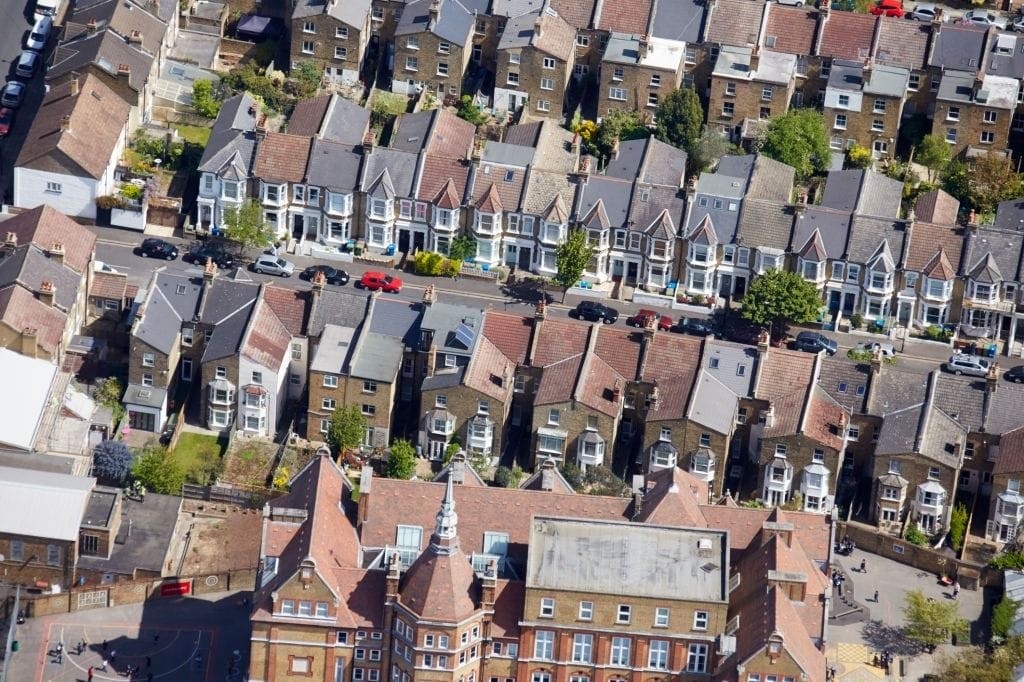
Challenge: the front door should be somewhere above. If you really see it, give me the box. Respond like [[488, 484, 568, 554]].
[[413, 231, 425, 252], [718, 274, 732, 297], [518, 247, 531, 270], [734, 276, 746, 298], [292, 214, 304, 240], [612, 259, 624, 278], [182, 357, 193, 381], [843, 293, 856, 315], [509, 94, 517, 110], [398, 229, 410, 254], [829, 290, 841, 312], [626, 262, 639, 285], [505, 243, 518, 265]]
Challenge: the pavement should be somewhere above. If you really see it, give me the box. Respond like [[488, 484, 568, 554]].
[[828, 549, 986, 681]]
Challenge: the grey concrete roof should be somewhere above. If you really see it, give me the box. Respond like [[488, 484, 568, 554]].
[[134, 272, 202, 355], [846, 217, 906, 266], [421, 367, 465, 390], [736, 199, 794, 251], [320, 95, 372, 145], [0, 466, 94, 541], [0, 451, 75, 475], [702, 339, 757, 397], [936, 69, 981, 103], [985, 383, 1024, 434], [198, 93, 258, 173], [964, 225, 1024, 285], [48, 29, 153, 95], [819, 170, 862, 213], [792, 207, 850, 260], [857, 171, 903, 218], [874, 403, 923, 456], [930, 23, 987, 71], [712, 45, 796, 84], [577, 176, 633, 228], [123, 383, 168, 409], [864, 64, 909, 98], [362, 148, 419, 198], [421, 301, 483, 356], [395, 0, 479, 45], [650, 0, 704, 43], [828, 60, 863, 91], [369, 298, 423, 346], [687, 191, 741, 243], [639, 137, 687, 187], [527, 121, 578, 173], [527, 517, 728, 603], [522, 170, 578, 216], [817, 356, 870, 413], [292, 0, 371, 28], [490, 0, 544, 17], [349, 331, 404, 381], [986, 31, 1024, 78], [980, 74, 1020, 109], [311, 323, 357, 373], [604, 138, 649, 180], [482, 140, 535, 167], [201, 276, 261, 363], [715, 154, 756, 179], [688, 370, 738, 433], [309, 289, 369, 337], [77, 492, 181, 576], [306, 140, 363, 191], [498, 9, 540, 49], [920, 406, 966, 467]]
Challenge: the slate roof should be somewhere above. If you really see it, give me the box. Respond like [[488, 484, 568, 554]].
[[874, 15, 930, 71], [308, 289, 370, 337], [846, 217, 906, 266], [395, 0, 477, 45], [931, 372, 987, 433], [686, 176, 744, 242], [817, 10, 876, 61], [368, 298, 422, 347], [306, 140, 363, 191], [48, 28, 153, 95], [930, 23, 987, 71], [874, 403, 923, 456], [820, 169, 902, 218], [746, 155, 796, 202], [200, 275, 261, 364], [762, 4, 819, 56], [16, 75, 130, 180], [422, 301, 483, 356], [0, 246, 79, 312], [286, 94, 370, 146], [594, 0, 651, 35], [704, 0, 765, 46], [197, 93, 258, 174], [349, 330, 405, 382], [362, 149, 418, 199], [577, 176, 633, 228], [964, 224, 1024, 285], [818, 355, 870, 413], [983, 382, 1024, 435], [253, 132, 312, 183], [791, 206, 850, 259], [631, 186, 684, 237], [650, 0, 704, 43], [291, 0, 371, 29], [0, 205, 96, 274], [866, 364, 930, 416], [134, 272, 202, 355], [65, 0, 168, 56], [986, 31, 1024, 79], [736, 200, 795, 251], [499, 9, 577, 62], [905, 222, 965, 274]]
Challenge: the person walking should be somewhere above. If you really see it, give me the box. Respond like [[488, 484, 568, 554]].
[[874, 589, 879, 603], [100, 658, 107, 671], [860, 558, 867, 573], [87, 666, 94, 682], [954, 581, 961, 598]]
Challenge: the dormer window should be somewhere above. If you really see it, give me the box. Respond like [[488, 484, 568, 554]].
[[369, 198, 392, 220], [970, 280, 998, 302], [650, 239, 670, 259], [476, 210, 500, 234]]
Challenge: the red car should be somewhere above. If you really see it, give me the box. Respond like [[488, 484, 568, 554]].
[[0, 108, 13, 137], [627, 309, 673, 331], [358, 271, 403, 293], [869, 0, 904, 17]]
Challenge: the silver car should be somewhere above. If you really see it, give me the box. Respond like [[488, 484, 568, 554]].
[[909, 2, 937, 21], [25, 15, 51, 52], [962, 9, 1007, 28], [853, 341, 896, 358], [944, 353, 991, 377], [251, 254, 295, 277]]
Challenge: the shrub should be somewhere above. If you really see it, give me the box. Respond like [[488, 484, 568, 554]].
[[120, 183, 144, 201], [993, 597, 1018, 639], [905, 523, 928, 546], [93, 440, 133, 485], [846, 143, 873, 169], [991, 551, 1024, 570], [456, 95, 487, 126], [949, 503, 968, 552], [191, 79, 221, 118], [849, 313, 864, 329]]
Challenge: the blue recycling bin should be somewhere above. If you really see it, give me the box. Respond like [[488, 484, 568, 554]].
[[988, 343, 997, 358]]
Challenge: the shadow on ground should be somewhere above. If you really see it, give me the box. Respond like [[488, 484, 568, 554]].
[[861, 619, 925, 658]]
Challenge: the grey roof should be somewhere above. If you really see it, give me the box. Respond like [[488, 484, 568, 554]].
[[309, 289, 370, 338], [369, 298, 422, 346], [687, 370, 738, 433], [123, 383, 168, 409], [0, 245, 80, 312], [198, 93, 258, 173], [47, 29, 153, 94], [0, 466, 94, 541], [746, 155, 795, 202], [931, 373, 987, 433], [819, 170, 862, 213], [687, 194, 741, 243], [817, 356, 870, 413], [712, 45, 796, 84], [993, 198, 1024, 232], [421, 301, 483, 356], [482, 140, 535, 168], [489, 0, 544, 17], [422, 367, 465, 390], [919, 406, 967, 467], [640, 138, 687, 187], [827, 60, 864, 91], [874, 403, 923, 456], [0, 451, 75, 475], [362, 149, 418, 198], [349, 331, 404, 381], [395, 0, 478, 45], [867, 365, 930, 415], [306, 140, 363, 191], [986, 31, 1024, 78], [650, 0, 704, 43], [936, 69, 981, 103], [857, 171, 903, 218], [864, 64, 910, 97], [716, 154, 756, 179], [930, 23, 987, 71], [527, 121, 578, 173], [310, 323, 357, 373], [292, 0, 371, 28], [846, 217, 906, 266], [985, 383, 1024, 434], [736, 199, 794, 251], [319, 95, 372, 145], [964, 225, 1024, 284], [791, 207, 851, 259], [702, 339, 757, 397], [577, 176, 633, 228], [498, 10, 540, 49], [604, 138, 650, 180], [527, 517, 728, 603], [630, 186, 684, 237], [76, 491, 181, 576], [134, 272, 202, 355], [391, 111, 434, 153], [522, 170, 578, 216], [200, 276, 261, 363]]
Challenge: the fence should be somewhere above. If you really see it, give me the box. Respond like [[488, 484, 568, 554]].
[[180, 483, 278, 508]]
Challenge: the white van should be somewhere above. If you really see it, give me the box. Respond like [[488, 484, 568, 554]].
[[34, 0, 59, 21]]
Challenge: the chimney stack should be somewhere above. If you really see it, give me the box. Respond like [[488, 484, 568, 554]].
[[423, 283, 437, 306], [70, 78, 80, 96], [425, 340, 438, 377], [534, 298, 547, 320], [87, 18, 97, 33], [362, 129, 375, 154], [49, 242, 64, 266], [643, 312, 657, 339], [571, 133, 580, 155], [117, 63, 131, 78], [987, 363, 999, 394], [539, 458, 556, 491], [4, 232, 17, 249], [60, 115, 71, 132], [612, 379, 623, 404], [203, 258, 216, 285], [577, 154, 591, 178], [757, 328, 771, 356], [311, 269, 326, 296], [611, 136, 620, 160], [20, 328, 37, 358], [638, 34, 650, 60], [38, 280, 55, 307], [428, 0, 441, 29], [128, 30, 143, 45], [820, 0, 830, 13], [749, 46, 760, 74], [870, 346, 883, 376], [967, 209, 979, 229], [534, 15, 542, 38]]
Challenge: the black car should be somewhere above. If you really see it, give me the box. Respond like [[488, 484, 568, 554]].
[[188, 243, 234, 269], [792, 331, 838, 356], [138, 238, 178, 260], [574, 301, 619, 324], [676, 317, 714, 336], [1006, 365, 1024, 383], [301, 265, 350, 286]]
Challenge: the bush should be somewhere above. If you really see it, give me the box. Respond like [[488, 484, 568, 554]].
[[93, 440, 133, 485], [849, 313, 864, 329], [120, 183, 143, 201], [949, 503, 968, 552], [456, 95, 487, 126], [905, 523, 928, 546], [846, 143, 873, 169], [993, 597, 1018, 639], [413, 251, 460, 276], [191, 79, 221, 118], [132, 444, 185, 494], [385, 439, 417, 480], [991, 551, 1024, 570], [923, 325, 952, 341]]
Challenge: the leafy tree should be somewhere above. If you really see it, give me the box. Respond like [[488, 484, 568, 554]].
[[949, 503, 968, 552], [371, 91, 407, 126], [937, 636, 1024, 681], [456, 95, 487, 126], [554, 229, 595, 299], [593, 109, 649, 162], [904, 522, 928, 546], [220, 63, 285, 112], [845, 143, 873, 169], [969, 152, 1023, 215], [327, 405, 367, 454], [993, 597, 1018, 640], [94, 377, 125, 421], [191, 79, 221, 119], [559, 461, 584, 491], [448, 234, 477, 262], [583, 465, 629, 497], [917, 134, 952, 182], [289, 61, 321, 99], [903, 588, 968, 649], [385, 439, 417, 480], [93, 440, 133, 484], [759, 109, 830, 180], [690, 126, 735, 171], [654, 88, 703, 154], [443, 440, 462, 465], [222, 199, 275, 249], [740, 268, 822, 340], [494, 464, 525, 488], [132, 444, 185, 495]]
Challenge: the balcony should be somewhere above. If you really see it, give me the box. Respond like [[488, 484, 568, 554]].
[[963, 295, 1013, 313]]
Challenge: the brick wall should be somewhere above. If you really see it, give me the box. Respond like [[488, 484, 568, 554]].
[[289, 14, 365, 74], [599, 62, 681, 117], [933, 100, 1012, 157], [393, 31, 471, 98]]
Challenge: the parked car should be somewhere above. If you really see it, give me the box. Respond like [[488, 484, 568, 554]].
[[301, 264, 350, 285], [358, 271, 402, 293], [1005, 365, 1024, 383], [138, 238, 178, 260], [0, 108, 13, 137], [187, 242, 234, 269], [908, 2, 936, 20], [676, 317, 714, 336], [870, 0, 903, 17], [627, 309, 673, 331], [944, 353, 991, 377], [1014, 14, 1024, 32], [25, 15, 52, 52], [573, 301, 619, 324], [962, 9, 1007, 28], [852, 341, 896, 358], [720, 318, 764, 344], [14, 51, 39, 79], [792, 331, 838, 355], [252, 254, 295, 277], [0, 83, 25, 109]]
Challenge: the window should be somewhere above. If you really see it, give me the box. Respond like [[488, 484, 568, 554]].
[[579, 601, 593, 620], [837, 94, 850, 107], [694, 610, 709, 630], [336, 26, 348, 38], [762, 85, 773, 100], [142, 373, 153, 387], [46, 544, 61, 566], [322, 398, 337, 410], [9, 540, 23, 561], [576, 34, 589, 47], [543, 57, 555, 69], [324, 374, 339, 388], [908, 73, 920, 90], [984, 109, 998, 124], [725, 82, 736, 96], [834, 114, 847, 130], [539, 597, 554, 617], [507, 72, 519, 85], [723, 101, 734, 117], [649, 640, 669, 669], [650, 74, 661, 87], [361, 404, 376, 416], [981, 131, 995, 144], [759, 106, 771, 120], [509, 52, 521, 65], [547, 408, 560, 425], [302, 20, 314, 32], [612, 66, 624, 81], [929, 466, 940, 480], [617, 604, 631, 623], [609, 87, 626, 101], [540, 77, 554, 91], [437, 41, 450, 54], [888, 460, 902, 475], [654, 607, 670, 627], [45, 181, 62, 193], [479, 401, 490, 415], [405, 56, 418, 71], [871, 118, 884, 132], [572, 633, 593, 663], [302, 40, 314, 54], [947, 106, 960, 121], [334, 46, 348, 59], [610, 637, 631, 666], [534, 630, 554, 660], [536, 99, 551, 112], [436, 62, 448, 77], [647, 93, 659, 108], [873, 99, 886, 114], [363, 380, 377, 394], [946, 128, 957, 144], [687, 643, 708, 672], [142, 352, 155, 367]]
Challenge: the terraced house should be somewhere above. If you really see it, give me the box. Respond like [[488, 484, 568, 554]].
[[290, 0, 372, 83], [493, 6, 577, 117]]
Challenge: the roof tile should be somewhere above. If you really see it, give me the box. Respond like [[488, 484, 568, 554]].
[[818, 10, 877, 61], [253, 132, 312, 183]]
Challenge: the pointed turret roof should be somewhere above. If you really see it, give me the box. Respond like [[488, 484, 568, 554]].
[[968, 252, 1002, 283], [797, 229, 828, 262], [542, 194, 569, 224], [922, 249, 956, 280], [866, 239, 895, 273], [366, 168, 396, 199], [580, 198, 610, 229], [433, 177, 462, 209], [476, 183, 503, 213], [688, 214, 718, 245], [644, 209, 675, 240]]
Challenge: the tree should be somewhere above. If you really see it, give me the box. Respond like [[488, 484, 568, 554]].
[[554, 229, 595, 299], [371, 91, 407, 126], [559, 461, 584, 491], [494, 464, 525, 489], [654, 88, 703, 154], [289, 61, 321, 99], [968, 152, 1024, 215], [759, 109, 831, 180], [93, 440, 133, 485], [936, 636, 1024, 681], [132, 444, 185, 494], [327, 405, 367, 454], [94, 376, 125, 421], [592, 109, 648, 162], [845, 143, 873, 169], [583, 465, 629, 497], [448, 234, 477, 261], [191, 79, 221, 119], [386, 439, 417, 480], [993, 597, 1018, 640], [740, 269, 822, 339], [949, 503, 968, 552], [903, 588, 968, 649], [222, 199, 275, 249], [456, 95, 487, 126], [917, 134, 952, 182], [690, 126, 735, 171]]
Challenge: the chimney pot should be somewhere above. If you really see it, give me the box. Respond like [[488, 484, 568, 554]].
[[70, 78, 80, 96], [60, 115, 71, 132], [49, 242, 65, 265], [4, 232, 17, 249], [39, 280, 55, 306]]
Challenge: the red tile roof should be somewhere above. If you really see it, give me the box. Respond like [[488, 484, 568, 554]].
[[549, 0, 597, 29], [475, 182, 503, 213], [432, 178, 463, 209], [286, 94, 332, 137], [636, 467, 709, 528], [595, 0, 651, 34], [733, 586, 826, 679], [242, 299, 292, 372], [253, 132, 312, 183], [0, 284, 66, 355], [1, 205, 96, 274], [90, 272, 128, 300], [534, 353, 584, 406], [803, 386, 847, 451], [262, 286, 308, 337], [914, 189, 959, 225], [641, 333, 703, 421], [905, 221, 965, 274], [462, 334, 516, 402], [593, 326, 641, 380], [873, 15, 930, 71], [817, 10, 877, 61], [756, 348, 816, 438], [399, 544, 480, 622], [705, 0, 766, 47], [418, 156, 471, 204], [763, 4, 819, 56], [532, 317, 589, 366], [471, 164, 526, 213], [482, 312, 533, 365], [994, 426, 1024, 475], [576, 352, 623, 416]]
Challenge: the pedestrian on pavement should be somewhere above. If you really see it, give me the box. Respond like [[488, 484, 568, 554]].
[[954, 581, 961, 598], [874, 589, 879, 603], [100, 658, 107, 671], [87, 666, 94, 682], [102, 640, 108, 652], [860, 558, 867, 573], [110, 648, 117, 662]]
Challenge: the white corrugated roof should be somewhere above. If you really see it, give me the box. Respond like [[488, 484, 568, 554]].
[[0, 466, 94, 540], [0, 348, 57, 450]]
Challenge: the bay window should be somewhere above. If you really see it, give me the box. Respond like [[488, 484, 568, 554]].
[[327, 192, 351, 214], [476, 211, 499, 234], [542, 221, 564, 243], [924, 277, 951, 300]]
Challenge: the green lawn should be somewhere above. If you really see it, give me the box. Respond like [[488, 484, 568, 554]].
[[171, 432, 226, 485], [174, 124, 212, 146]]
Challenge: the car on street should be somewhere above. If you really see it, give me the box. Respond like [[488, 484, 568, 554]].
[[358, 271, 402, 293], [627, 309, 673, 331], [908, 2, 937, 20], [852, 341, 897, 358], [869, 0, 903, 17], [944, 353, 991, 377], [675, 317, 714, 336], [252, 254, 295, 277], [138, 238, 178, 260], [573, 301, 619, 324], [25, 15, 52, 52], [0, 83, 25, 109], [187, 242, 235, 269], [720, 318, 764, 344], [792, 331, 838, 355], [15, 51, 39, 79], [1005, 365, 1024, 383], [301, 265, 350, 285], [1014, 14, 1024, 32], [961, 9, 1007, 28], [0, 108, 14, 137]]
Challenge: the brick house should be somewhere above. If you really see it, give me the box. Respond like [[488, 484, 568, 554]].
[[701, 0, 768, 101], [822, 59, 908, 159], [760, 3, 820, 108], [873, 15, 933, 119], [493, 8, 577, 117], [391, 0, 481, 98], [812, 8, 878, 104], [989, 426, 1024, 545], [647, 0, 705, 93], [932, 70, 1017, 157], [598, 33, 684, 116], [196, 94, 259, 233], [898, 189, 966, 329], [290, 0, 372, 83], [959, 201, 1024, 345], [708, 46, 797, 146]]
